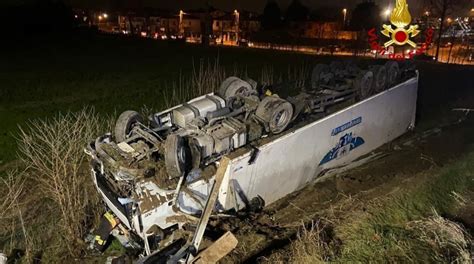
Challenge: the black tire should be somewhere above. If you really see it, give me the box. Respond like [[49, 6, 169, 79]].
[[329, 61, 344, 74], [164, 134, 190, 179], [114, 111, 143, 142], [385, 61, 399, 87], [371, 65, 387, 92], [256, 96, 294, 134], [311, 64, 330, 90], [218, 77, 254, 100], [344, 60, 359, 75], [355, 71, 374, 100]]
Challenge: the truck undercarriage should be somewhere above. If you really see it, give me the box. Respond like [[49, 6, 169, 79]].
[[85, 60, 418, 263]]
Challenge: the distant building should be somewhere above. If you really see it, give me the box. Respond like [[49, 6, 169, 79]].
[[181, 15, 202, 41], [294, 21, 357, 40], [212, 10, 260, 45], [239, 12, 261, 41], [117, 13, 147, 34], [159, 16, 179, 36], [212, 13, 237, 44], [88, 8, 262, 45]]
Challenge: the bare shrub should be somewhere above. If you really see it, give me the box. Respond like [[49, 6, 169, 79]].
[[285, 221, 337, 264], [287, 62, 310, 90], [15, 107, 104, 258], [160, 58, 312, 111], [0, 170, 25, 225], [0, 170, 34, 259], [161, 58, 228, 109], [260, 66, 274, 86], [191, 58, 226, 95], [407, 212, 472, 263]]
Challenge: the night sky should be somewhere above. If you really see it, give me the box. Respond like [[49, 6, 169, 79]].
[[7, 0, 468, 17], [149, 0, 424, 14], [61, 0, 426, 15]]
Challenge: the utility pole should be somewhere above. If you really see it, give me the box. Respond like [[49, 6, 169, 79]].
[[435, 0, 448, 62]]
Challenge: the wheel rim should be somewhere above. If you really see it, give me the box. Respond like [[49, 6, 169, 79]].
[[177, 146, 186, 164], [375, 67, 387, 91], [360, 72, 373, 98], [274, 109, 289, 127]]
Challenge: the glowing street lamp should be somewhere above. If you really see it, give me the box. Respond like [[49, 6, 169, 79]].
[[447, 17, 452, 23], [234, 9, 240, 23], [343, 8, 347, 26], [425, 11, 430, 16], [234, 10, 240, 44], [179, 10, 185, 34], [103, 13, 108, 19], [98, 15, 103, 21]]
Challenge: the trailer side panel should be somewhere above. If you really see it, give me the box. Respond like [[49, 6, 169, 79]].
[[220, 75, 418, 208]]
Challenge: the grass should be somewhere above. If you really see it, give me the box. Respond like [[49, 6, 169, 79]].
[[0, 108, 109, 262], [272, 148, 474, 263]]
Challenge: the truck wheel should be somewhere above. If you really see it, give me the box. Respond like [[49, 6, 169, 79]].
[[256, 96, 294, 134], [385, 61, 399, 87], [329, 61, 344, 76], [164, 134, 190, 179], [355, 71, 374, 100], [371, 65, 387, 92], [114, 111, 143, 142], [345, 60, 359, 75], [311, 64, 331, 90], [219, 77, 255, 100]]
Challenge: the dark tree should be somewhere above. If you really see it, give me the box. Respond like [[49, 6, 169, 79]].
[[201, 2, 213, 47], [426, 0, 470, 61], [310, 7, 343, 22], [285, 0, 309, 22], [349, 1, 381, 31], [113, 0, 144, 34], [261, 0, 282, 30]]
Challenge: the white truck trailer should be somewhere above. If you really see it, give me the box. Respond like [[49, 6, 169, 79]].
[[86, 61, 418, 263]]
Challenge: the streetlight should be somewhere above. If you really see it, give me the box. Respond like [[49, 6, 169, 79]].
[[103, 13, 108, 19], [234, 10, 240, 44], [179, 10, 185, 35], [447, 17, 452, 23], [342, 8, 347, 27], [425, 11, 430, 16], [384, 9, 391, 18]]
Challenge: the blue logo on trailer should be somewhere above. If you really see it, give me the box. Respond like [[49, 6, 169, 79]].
[[319, 132, 365, 165], [331, 117, 362, 136]]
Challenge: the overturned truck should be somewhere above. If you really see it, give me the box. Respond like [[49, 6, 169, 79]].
[[86, 61, 418, 262]]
